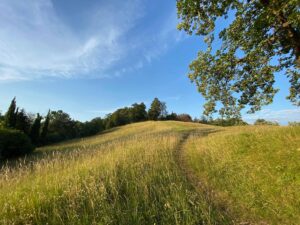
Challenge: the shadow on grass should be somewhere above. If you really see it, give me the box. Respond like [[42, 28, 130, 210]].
[[0, 127, 174, 171], [0, 127, 123, 170], [0, 127, 222, 174]]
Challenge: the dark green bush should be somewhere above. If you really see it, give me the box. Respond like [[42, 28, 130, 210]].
[[0, 128, 34, 159], [254, 119, 279, 126]]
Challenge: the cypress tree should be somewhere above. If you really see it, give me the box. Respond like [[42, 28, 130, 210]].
[[41, 110, 51, 141], [15, 109, 31, 135], [4, 97, 17, 128], [30, 113, 42, 145]]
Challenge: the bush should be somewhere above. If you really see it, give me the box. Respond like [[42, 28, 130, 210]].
[[206, 118, 248, 126], [176, 114, 193, 122], [0, 129, 34, 159], [288, 121, 300, 126], [254, 119, 279, 126]]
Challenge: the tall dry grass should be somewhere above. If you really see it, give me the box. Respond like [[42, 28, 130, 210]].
[[0, 121, 225, 225], [184, 125, 300, 224], [2, 121, 298, 224]]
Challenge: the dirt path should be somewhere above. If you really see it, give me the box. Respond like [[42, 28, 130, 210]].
[[174, 128, 218, 193], [175, 129, 268, 225], [174, 129, 237, 224]]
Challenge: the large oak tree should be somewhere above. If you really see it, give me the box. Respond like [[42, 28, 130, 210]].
[[177, 0, 300, 117]]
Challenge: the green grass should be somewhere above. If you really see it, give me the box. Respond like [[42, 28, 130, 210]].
[[0, 121, 299, 224], [0, 122, 226, 224], [184, 125, 300, 224]]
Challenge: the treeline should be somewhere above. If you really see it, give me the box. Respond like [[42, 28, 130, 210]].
[[0, 97, 195, 159], [196, 116, 248, 126], [2, 96, 294, 159]]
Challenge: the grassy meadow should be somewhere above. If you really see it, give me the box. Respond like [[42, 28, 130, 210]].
[[0, 121, 299, 224], [184, 125, 300, 224]]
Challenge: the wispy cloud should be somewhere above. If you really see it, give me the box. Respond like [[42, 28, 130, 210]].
[[0, 0, 183, 82], [243, 108, 300, 124], [0, 0, 143, 81], [135, 8, 185, 64]]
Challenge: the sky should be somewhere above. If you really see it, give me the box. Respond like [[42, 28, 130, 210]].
[[0, 0, 299, 124]]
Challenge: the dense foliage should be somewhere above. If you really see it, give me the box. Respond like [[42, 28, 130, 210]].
[[40, 110, 50, 142], [104, 103, 147, 129], [254, 119, 279, 126], [0, 113, 4, 128], [177, 0, 300, 117], [4, 97, 17, 128], [1, 96, 280, 160], [148, 98, 167, 120], [15, 109, 32, 135], [176, 113, 193, 122], [0, 98, 174, 159], [30, 114, 42, 145], [288, 121, 300, 126], [196, 116, 248, 126], [0, 128, 34, 159]]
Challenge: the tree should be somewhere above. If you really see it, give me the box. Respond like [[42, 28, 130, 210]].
[[0, 112, 4, 128], [30, 113, 42, 145], [40, 110, 51, 141], [80, 117, 104, 137], [103, 114, 114, 129], [176, 114, 193, 122], [47, 110, 77, 142], [103, 103, 147, 129], [177, 0, 300, 117], [165, 112, 178, 120], [288, 121, 300, 126], [110, 108, 131, 126], [210, 117, 248, 126], [199, 115, 209, 124], [254, 119, 279, 126], [148, 98, 167, 120], [0, 128, 34, 159], [130, 103, 147, 122], [15, 109, 31, 135], [88, 117, 104, 134], [4, 97, 17, 128]]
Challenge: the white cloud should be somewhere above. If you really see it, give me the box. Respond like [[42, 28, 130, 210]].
[[243, 108, 300, 124], [0, 0, 132, 80], [139, 8, 186, 64], [0, 0, 184, 82]]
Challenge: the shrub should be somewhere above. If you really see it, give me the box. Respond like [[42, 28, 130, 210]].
[[176, 114, 193, 122], [288, 121, 300, 126], [0, 128, 34, 159], [254, 119, 279, 126], [207, 118, 248, 126]]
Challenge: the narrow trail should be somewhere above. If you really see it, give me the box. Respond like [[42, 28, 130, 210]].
[[174, 129, 266, 225], [174, 129, 236, 225], [174, 129, 218, 193], [173, 131, 193, 181]]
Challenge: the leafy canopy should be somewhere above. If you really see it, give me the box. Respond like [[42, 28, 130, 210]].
[[177, 0, 300, 117], [4, 97, 17, 128], [30, 113, 42, 145], [148, 98, 167, 120]]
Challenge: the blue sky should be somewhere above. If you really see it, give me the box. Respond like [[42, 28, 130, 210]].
[[0, 0, 299, 124]]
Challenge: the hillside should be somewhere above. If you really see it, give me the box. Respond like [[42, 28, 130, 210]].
[[0, 121, 299, 224]]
